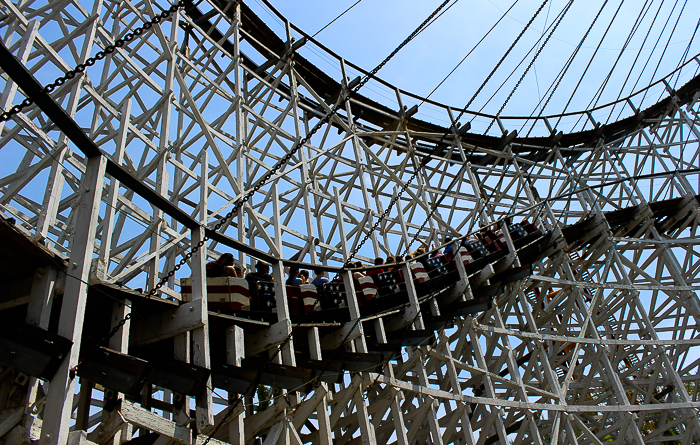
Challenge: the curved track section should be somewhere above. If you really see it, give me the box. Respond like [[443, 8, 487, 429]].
[[0, 1, 699, 444]]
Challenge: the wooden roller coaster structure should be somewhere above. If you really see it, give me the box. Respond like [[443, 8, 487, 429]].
[[0, 0, 699, 444]]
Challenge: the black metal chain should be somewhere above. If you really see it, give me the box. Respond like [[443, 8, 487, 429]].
[[402, 162, 471, 256], [200, 335, 288, 445], [0, 1, 190, 123], [199, 2, 458, 441], [342, 154, 430, 268], [395, 0, 553, 255], [71, 313, 132, 374], [483, 0, 573, 135], [30, 2, 195, 370], [149, 0, 454, 290], [338, 2, 458, 269], [21, 2, 194, 371]]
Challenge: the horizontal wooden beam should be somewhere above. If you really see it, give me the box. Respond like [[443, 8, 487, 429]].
[[320, 320, 362, 350], [131, 299, 206, 346], [245, 320, 292, 356], [119, 400, 228, 445], [0, 408, 23, 438], [86, 408, 125, 445]]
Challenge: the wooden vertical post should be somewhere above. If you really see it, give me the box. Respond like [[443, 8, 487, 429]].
[[42, 155, 106, 445], [191, 226, 213, 427], [286, 23, 318, 266], [308, 328, 332, 444], [172, 332, 191, 425], [373, 319, 409, 445], [332, 188, 376, 444], [227, 325, 245, 443], [105, 298, 133, 443], [340, 59, 381, 257], [25, 266, 57, 406], [233, 0, 248, 269], [393, 187, 412, 254], [74, 380, 94, 432], [145, 1, 178, 295], [97, 100, 131, 280]]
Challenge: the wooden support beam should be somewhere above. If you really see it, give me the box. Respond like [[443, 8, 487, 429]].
[[25, 266, 57, 406], [244, 397, 289, 442], [245, 320, 292, 356], [261, 420, 284, 445], [0, 408, 23, 438], [67, 431, 98, 445], [130, 299, 206, 346], [658, 195, 697, 233], [308, 327, 333, 445], [3, 425, 31, 445], [119, 400, 228, 445], [227, 325, 245, 444], [320, 319, 362, 350], [2, 414, 41, 445], [86, 408, 126, 445], [74, 379, 94, 431], [102, 297, 133, 444], [42, 155, 106, 445], [384, 262, 423, 331], [471, 263, 495, 288], [190, 227, 213, 428], [438, 242, 472, 305], [494, 219, 520, 274]]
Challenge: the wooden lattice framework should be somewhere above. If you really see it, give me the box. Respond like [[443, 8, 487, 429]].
[[0, 1, 699, 444]]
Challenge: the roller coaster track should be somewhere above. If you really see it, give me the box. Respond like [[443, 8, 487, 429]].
[[0, 0, 700, 444], [194, 0, 700, 164]]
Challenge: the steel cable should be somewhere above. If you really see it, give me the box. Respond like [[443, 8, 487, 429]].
[[553, 0, 627, 131], [482, 0, 573, 134]]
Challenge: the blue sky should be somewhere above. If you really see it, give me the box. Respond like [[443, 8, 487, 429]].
[[248, 0, 700, 126]]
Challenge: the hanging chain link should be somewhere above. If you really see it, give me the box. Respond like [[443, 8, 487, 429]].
[[201, 4, 458, 441], [391, 0, 554, 256], [39, 1, 192, 356], [64, 0, 455, 434], [484, 0, 573, 135], [72, 313, 132, 374], [149, 0, 455, 290], [336, 0, 454, 268], [0, 1, 190, 123]]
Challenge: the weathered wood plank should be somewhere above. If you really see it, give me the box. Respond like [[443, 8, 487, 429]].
[[130, 299, 206, 346]]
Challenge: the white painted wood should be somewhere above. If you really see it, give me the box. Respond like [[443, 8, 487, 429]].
[[130, 299, 206, 345], [2, 2, 700, 443], [226, 325, 245, 444], [472, 262, 495, 288], [101, 298, 132, 444], [34, 1, 104, 241], [3, 424, 31, 445], [67, 431, 98, 445], [0, 408, 23, 438], [74, 379, 94, 432], [86, 408, 125, 445], [25, 266, 57, 406], [119, 401, 227, 445], [42, 155, 106, 445], [262, 420, 284, 445], [27, 267, 57, 329], [97, 99, 131, 281], [307, 327, 332, 445], [188, 226, 213, 428], [245, 320, 292, 356]]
